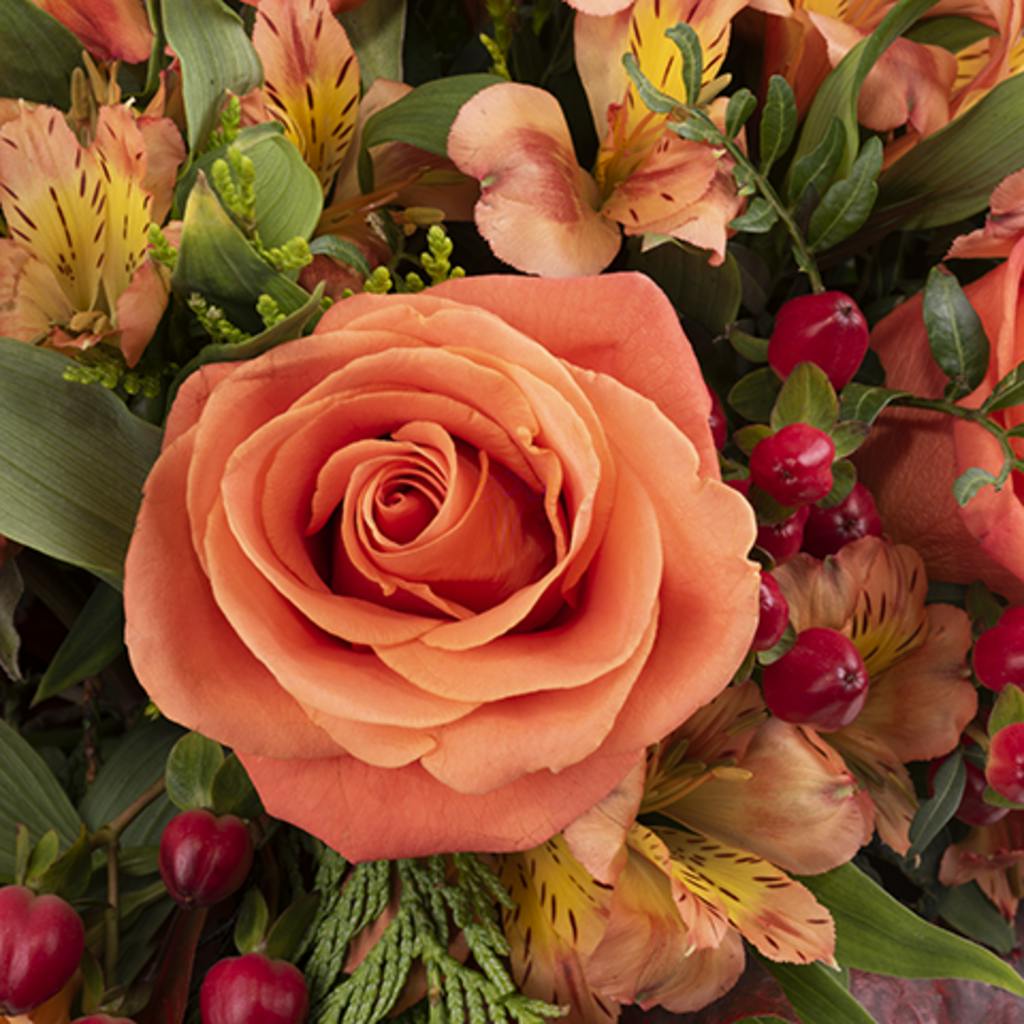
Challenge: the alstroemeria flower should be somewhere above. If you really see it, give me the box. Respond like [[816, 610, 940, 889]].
[[448, 0, 788, 277], [947, 166, 1024, 259], [499, 683, 870, 1020], [773, 537, 977, 854], [0, 103, 185, 366], [939, 811, 1024, 918], [33, 0, 153, 64]]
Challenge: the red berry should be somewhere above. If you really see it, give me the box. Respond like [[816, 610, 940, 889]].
[[708, 386, 728, 450], [750, 424, 835, 506], [159, 810, 254, 909], [756, 505, 810, 564], [987, 722, 1024, 804], [803, 482, 883, 558], [973, 608, 1024, 692], [753, 572, 789, 651], [761, 627, 869, 731], [0, 886, 84, 1014], [768, 291, 869, 391], [928, 756, 1009, 827], [200, 954, 309, 1024]]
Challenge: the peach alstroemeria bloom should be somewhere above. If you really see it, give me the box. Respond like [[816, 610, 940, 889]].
[[0, 103, 184, 367], [34, 0, 153, 64], [500, 683, 868, 1020], [772, 537, 977, 854], [939, 811, 1024, 917], [448, 0, 789, 277]]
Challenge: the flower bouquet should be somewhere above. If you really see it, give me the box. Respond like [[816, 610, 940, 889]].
[[1, 0, 1024, 1021]]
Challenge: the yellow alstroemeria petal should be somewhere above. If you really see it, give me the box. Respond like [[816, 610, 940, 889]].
[[0, 104, 106, 315], [500, 836, 618, 1022], [252, 0, 360, 190], [656, 825, 837, 965], [0, 239, 72, 342]]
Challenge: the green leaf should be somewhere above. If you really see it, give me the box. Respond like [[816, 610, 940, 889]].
[[340, 0, 406, 88], [761, 959, 877, 1024], [800, 862, 1024, 996], [830, 420, 871, 458], [173, 174, 312, 332], [953, 466, 998, 506], [234, 888, 271, 954], [908, 750, 965, 858], [873, 75, 1024, 231], [666, 23, 703, 106], [838, 383, 908, 425], [361, 73, 505, 157], [0, 341, 161, 588], [989, 683, 1024, 736], [982, 363, 1024, 414], [623, 53, 678, 114], [212, 754, 263, 820], [770, 362, 839, 432], [627, 240, 741, 334], [165, 733, 224, 811], [0, 720, 81, 882], [310, 235, 373, 277], [34, 583, 124, 705], [730, 328, 770, 363], [178, 124, 323, 248], [729, 367, 782, 422], [672, 115, 722, 144], [79, 948, 105, 1014], [25, 829, 60, 885], [982, 784, 1024, 810], [904, 15, 997, 50], [731, 198, 780, 234], [791, 0, 940, 177], [935, 882, 1016, 954], [0, 560, 22, 683], [726, 88, 757, 138], [265, 891, 321, 961], [923, 266, 989, 398], [759, 75, 797, 174], [787, 118, 847, 207], [0, 0, 83, 107], [755, 622, 796, 666], [162, 0, 263, 151], [966, 580, 1006, 631], [36, 826, 92, 899], [818, 459, 857, 508], [734, 424, 774, 455], [808, 137, 883, 252]]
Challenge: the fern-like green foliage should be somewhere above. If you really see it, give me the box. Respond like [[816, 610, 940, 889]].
[[301, 851, 564, 1024]]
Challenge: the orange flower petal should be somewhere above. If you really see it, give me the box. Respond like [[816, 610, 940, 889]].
[[447, 83, 621, 276], [37, 0, 153, 63]]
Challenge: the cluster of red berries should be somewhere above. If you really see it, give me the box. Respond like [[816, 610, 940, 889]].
[[0, 809, 308, 1023]]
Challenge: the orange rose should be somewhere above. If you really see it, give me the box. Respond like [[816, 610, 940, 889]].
[[857, 237, 1024, 602], [124, 274, 758, 860]]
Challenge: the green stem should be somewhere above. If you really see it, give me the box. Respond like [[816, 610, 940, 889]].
[[105, 838, 119, 980]]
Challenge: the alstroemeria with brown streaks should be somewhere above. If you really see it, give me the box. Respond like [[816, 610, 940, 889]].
[[0, 102, 184, 366], [448, 0, 788, 277], [939, 811, 1024, 918], [499, 683, 870, 1021], [773, 537, 977, 855]]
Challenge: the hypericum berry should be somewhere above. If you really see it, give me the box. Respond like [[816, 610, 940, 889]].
[[768, 291, 869, 391], [928, 756, 1009, 827], [987, 723, 1024, 804], [756, 506, 810, 564], [761, 627, 869, 731], [972, 608, 1024, 692], [750, 424, 835, 506], [753, 572, 789, 651], [708, 386, 728, 450], [159, 810, 254, 909], [0, 886, 84, 1015], [200, 953, 310, 1024], [803, 482, 883, 558]]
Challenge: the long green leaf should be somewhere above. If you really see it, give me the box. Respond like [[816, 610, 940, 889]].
[[801, 863, 1024, 995], [761, 959, 877, 1024], [787, 119, 846, 207], [0, 561, 22, 683], [759, 75, 797, 174], [790, 0, 939, 178], [935, 882, 1016, 955], [907, 750, 965, 858], [162, 0, 263, 151], [667, 23, 703, 106], [922, 265, 989, 398], [173, 175, 311, 332], [0, 342, 161, 588], [0, 721, 81, 881], [361, 73, 504, 157], [808, 138, 883, 251], [0, 0, 82, 107], [340, 0, 406, 87]]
